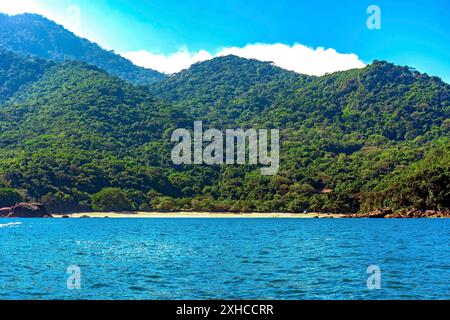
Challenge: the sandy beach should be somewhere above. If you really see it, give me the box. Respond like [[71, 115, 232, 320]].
[[54, 212, 346, 218]]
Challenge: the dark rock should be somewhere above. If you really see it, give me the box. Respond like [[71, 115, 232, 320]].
[[7, 203, 49, 218], [367, 208, 392, 218], [0, 207, 11, 217], [346, 207, 450, 218]]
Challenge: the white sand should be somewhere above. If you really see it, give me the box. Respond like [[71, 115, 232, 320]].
[[54, 212, 346, 218]]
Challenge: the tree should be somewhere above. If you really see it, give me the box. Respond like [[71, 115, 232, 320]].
[[91, 188, 132, 212], [151, 196, 177, 211]]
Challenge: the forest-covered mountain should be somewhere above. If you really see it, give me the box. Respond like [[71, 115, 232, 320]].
[[0, 34, 448, 213], [148, 56, 450, 213], [0, 13, 165, 85]]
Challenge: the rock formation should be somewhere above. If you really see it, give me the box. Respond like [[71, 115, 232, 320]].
[[347, 208, 450, 218], [0, 203, 52, 218]]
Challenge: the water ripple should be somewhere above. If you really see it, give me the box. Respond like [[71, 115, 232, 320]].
[[0, 219, 448, 299]]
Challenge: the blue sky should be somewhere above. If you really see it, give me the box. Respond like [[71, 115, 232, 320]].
[[1, 0, 449, 81]]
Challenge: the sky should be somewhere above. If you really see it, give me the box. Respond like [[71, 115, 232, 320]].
[[0, 0, 449, 82]]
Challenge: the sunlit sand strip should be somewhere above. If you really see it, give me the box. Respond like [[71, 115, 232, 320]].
[[54, 212, 346, 218]]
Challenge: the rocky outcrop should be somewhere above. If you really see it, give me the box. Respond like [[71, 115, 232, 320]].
[[1, 203, 52, 218], [0, 207, 11, 217], [347, 208, 450, 218]]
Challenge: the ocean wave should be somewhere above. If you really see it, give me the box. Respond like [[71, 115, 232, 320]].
[[0, 222, 22, 228]]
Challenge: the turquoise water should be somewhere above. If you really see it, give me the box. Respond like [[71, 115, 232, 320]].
[[0, 218, 448, 300]]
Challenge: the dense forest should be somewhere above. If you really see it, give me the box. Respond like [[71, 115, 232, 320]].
[[0, 15, 448, 214]]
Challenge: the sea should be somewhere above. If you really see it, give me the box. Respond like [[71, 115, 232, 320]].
[[0, 218, 448, 300]]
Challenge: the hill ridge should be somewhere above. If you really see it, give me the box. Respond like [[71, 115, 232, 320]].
[[0, 13, 166, 85]]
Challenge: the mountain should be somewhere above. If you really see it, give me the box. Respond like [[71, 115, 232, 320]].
[[148, 57, 450, 212], [150, 57, 449, 139], [0, 13, 165, 85], [149, 55, 307, 126], [0, 51, 448, 213], [0, 50, 185, 210]]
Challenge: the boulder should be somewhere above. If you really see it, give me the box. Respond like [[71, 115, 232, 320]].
[[7, 203, 51, 218], [423, 210, 437, 218], [367, 208, 392, 218], [0, 207, 11, 217]]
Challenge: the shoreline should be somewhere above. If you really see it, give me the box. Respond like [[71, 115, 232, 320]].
[[53, 212, 347, 219]]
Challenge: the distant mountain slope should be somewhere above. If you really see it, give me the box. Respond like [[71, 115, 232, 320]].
[[150, 55, 304, 101], [146, 56, 450, 212], [0, 57, 183, 152], [148, 55, 309, 125], [151, 56, 450, 140], [259, 60, 450, 140], [0, 50, 55, 104], [0, 54, 185, 205], [0, 13, 165, 85]]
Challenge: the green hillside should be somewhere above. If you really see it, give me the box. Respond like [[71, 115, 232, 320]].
[[0, 51, 184, 211], [0, 50, 448, 213], [147, 57, 450, 212]]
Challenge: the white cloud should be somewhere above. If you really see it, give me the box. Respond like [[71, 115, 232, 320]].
[[122, 43, 366, 75], [218, 43, 366, 76], [122, 48, 213, 75]]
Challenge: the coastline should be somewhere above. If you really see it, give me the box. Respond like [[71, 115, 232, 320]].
[[53, 212, 347, 218], [50, 209, 450, 219]]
